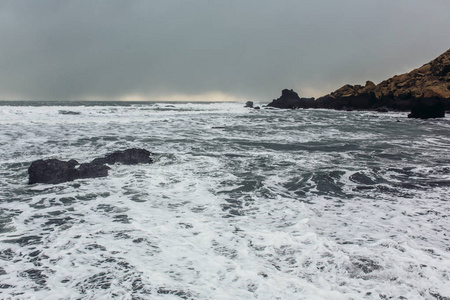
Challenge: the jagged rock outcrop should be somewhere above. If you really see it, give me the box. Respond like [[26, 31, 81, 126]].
[[28, 148, 153, 184], [267, 89, 315, 109], [317, 48, 450, 114], [314, 81, 377, 110], [268, 49, 450, 118]]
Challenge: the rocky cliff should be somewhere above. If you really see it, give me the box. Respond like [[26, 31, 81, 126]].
[[268, 48, 450, 117]]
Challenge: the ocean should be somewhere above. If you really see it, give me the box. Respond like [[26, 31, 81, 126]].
[[0, 101, 449, 299]]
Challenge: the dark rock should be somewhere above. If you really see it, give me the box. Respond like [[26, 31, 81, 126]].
[[67, 159, 79, 168], [78, 163, 110, 179], [268, 49, 450, 112], [408, 98, 445, 119], [315, 81, 377, 110], [90, 148, 153, 165], [315, 49, 450, 111], [28, 159, 110, 184], [28, 159, 79, 184], [245, 101, 254, 108], [376, 106, 389, 113], [58, 110, 81, 115], [267, 89, 315, 109], [28, 148, 153, 184]]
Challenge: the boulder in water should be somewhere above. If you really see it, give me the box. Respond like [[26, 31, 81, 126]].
[[28, 159, 110, 184], [28, 148, 153, 184], [90, 148, 154, 165]]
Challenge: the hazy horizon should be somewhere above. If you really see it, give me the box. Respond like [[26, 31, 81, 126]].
[[1, 1, 449, 102]]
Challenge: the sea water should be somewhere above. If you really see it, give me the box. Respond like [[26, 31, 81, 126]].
[[0, 101, 449, 299]]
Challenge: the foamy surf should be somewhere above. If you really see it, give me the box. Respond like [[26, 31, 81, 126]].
[[0, 102, 449, 299]]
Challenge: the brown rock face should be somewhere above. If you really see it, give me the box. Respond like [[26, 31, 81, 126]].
[[373, 49, 450, 103], [315, 48, 450, 111], [267, 49, 450, 117]]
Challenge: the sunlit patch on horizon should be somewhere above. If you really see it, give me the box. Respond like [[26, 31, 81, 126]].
[[0, 92, 247, 102], [0, 93, 25, 101], [119, 91, 246, 102]]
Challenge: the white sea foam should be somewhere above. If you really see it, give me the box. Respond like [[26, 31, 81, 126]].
[[0, 102, 449, 299]]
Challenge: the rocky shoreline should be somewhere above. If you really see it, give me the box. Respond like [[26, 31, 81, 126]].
[[267, 48, 450, 118]]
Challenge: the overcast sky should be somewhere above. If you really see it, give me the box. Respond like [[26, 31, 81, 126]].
[[0, 1, 449, 102]]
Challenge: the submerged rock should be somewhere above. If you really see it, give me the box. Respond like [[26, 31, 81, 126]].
[[90, 148, 153, 165], [376, 106, 389, 113], [28, 148, 153, 184]]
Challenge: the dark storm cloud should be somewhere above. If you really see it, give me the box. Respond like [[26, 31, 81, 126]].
[[0, 0, 449, 101]]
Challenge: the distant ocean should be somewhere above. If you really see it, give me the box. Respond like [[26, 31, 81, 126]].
[[1, 101, 449, 299]]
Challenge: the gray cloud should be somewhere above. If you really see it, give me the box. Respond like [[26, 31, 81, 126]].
[[0, 0, 449, 101]]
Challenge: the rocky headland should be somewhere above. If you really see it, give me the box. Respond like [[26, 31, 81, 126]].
[[267, 48, 450, 118]]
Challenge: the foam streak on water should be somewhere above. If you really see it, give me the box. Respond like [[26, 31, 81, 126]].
[[0, 102, 449, 299]]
